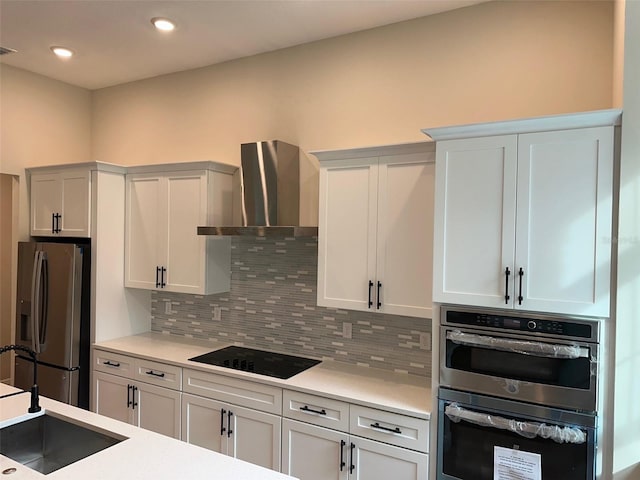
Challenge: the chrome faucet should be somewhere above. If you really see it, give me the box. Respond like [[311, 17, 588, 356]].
[[0, 345, 41, 413]]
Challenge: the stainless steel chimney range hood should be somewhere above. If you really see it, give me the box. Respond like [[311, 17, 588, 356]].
[[197, 140, 318, 237]]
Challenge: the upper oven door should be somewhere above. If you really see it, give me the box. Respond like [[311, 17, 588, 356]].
[[440, 326, 598, 412]]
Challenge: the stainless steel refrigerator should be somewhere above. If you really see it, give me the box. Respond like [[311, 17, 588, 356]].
[[15, 241, 90, 409]]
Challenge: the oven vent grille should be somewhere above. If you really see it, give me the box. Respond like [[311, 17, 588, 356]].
[[0, 46, 18, 56]]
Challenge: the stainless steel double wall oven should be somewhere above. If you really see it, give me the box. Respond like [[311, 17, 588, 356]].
[[437, 305, 601, 480]]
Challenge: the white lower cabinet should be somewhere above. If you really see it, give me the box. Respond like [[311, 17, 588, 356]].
[[282, 419, 349, 480], [182, 393, 281, 470], [92, 350, 429, 478], [181, 368, 283, 471], [92, 350, 182, 439], [282, 390, 429, 480]]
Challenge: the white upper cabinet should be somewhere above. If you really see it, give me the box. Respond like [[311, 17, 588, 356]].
[[124, 162, 236, 295], [425, 109, 620, 317], [30, 169, 91, 237], [314, 143, 435, 319]]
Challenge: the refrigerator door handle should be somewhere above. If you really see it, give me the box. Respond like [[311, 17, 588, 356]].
[[30, 250, 48, 354], [30, 251, 43, 354], [39, 253, 49, 348]]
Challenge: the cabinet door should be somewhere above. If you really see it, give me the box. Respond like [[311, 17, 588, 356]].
[[30, 173, 62, 236], [351, 436, 428, 480], [93, 371, 133, 425], [135, 382, 182, 439], [164, 172, 208, 294], [125, 175, 164, 289], [228, 404, 282, 471], [433, 135, 518, 308], [59, 170, 91, 237], [376, 154, 434, 318], [317, 159, 378, 311], [181, 393, 227, 455], [282, 419, 349, 480], [515, 127, 613, 316]]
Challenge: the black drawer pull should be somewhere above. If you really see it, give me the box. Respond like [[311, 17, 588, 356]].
[[132, 386, 138, 408], [504, 267, 511, 304], [300, 405, 327, 415], [349, 442, 355, 474], [370, 422, 401, 434], [339, 440, 346, 471], [127, 384, 132, 407], [368, 280, 374, 308], [227, 410, 233, 438], [518, 267, 524, 305], [145, 370, 165, 378], [104, 360, 121, 367], [376, 281, 382, 309], [220, 408, 226, 435]]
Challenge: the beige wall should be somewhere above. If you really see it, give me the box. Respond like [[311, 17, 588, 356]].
[[613, 0, 640, 477], [92, 0, 614, 170], [0, 174, 17, 383], [0, 65, 91, 240]]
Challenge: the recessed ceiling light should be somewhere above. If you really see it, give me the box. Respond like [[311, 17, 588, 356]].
[[50, 46, 74, 58], [151, 17, 175, 32]]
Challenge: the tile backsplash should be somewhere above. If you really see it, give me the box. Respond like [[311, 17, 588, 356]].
[[151, 236, 432, 377]]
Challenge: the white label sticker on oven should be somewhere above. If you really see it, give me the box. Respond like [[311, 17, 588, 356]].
[[493, 446, 542, 480]]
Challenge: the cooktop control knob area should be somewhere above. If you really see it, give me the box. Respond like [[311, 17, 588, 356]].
[[527, 320, 537, 330]]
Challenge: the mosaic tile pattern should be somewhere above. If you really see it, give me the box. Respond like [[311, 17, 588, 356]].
[[151, 236, 432, 377]]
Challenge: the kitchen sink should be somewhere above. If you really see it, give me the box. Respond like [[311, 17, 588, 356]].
[[0, 413, 125, 474]]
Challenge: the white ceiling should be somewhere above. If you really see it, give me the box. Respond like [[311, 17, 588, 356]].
[[0, 0, 486, 90]]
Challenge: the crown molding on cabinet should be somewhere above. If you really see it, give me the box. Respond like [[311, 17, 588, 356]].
[[310, 141, 435, 163], [422, 109, 623, 142]]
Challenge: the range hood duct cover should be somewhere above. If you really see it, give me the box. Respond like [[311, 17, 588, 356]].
[[198, 140, 318, 237]]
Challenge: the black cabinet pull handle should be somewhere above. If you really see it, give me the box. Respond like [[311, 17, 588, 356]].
[[227, 410, 233, 438], [127, 384, 132, 407], [339, 440, 346, 471], [51, 213, 55, 234], [155, 266, 161, 288], [161, 266, 167, 288], [220, 408, 226, 435], [518, 267, 524, 305], [300, 405, 327, 415], [368, 281, 373, 308], [132, 386, 138, 408], [145, 370, 165, 378], [55, 213, 61, 233], [504, 267, 511, 304], [370, 422, 402, 434], [349, 442, 355, 474], [104, 360, 120, 367], [376, 281, 382, 309]]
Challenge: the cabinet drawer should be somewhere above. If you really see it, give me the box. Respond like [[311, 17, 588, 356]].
[[283, 390, 349, 432], [134, 358, 182, 391], [349, 405, 429, 453], [183, 368, 282, 415], [93, 350, 135, 377]]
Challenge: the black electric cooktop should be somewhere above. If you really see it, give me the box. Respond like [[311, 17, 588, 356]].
[[188, 346, 321, 380]]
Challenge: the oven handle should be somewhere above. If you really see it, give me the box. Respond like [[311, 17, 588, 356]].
[[446, 330, 588, 359], [444, 403, 587, 444]]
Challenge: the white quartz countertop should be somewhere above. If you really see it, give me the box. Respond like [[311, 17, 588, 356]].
[[0, 383, 296, 480], [93, 332, 431, 419]]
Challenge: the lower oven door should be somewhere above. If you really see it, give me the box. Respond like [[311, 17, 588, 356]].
[[437, 388, 596, 480]]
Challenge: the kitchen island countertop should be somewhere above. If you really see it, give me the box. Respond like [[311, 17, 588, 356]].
[[0, 383, 296, 480], [93, 331, 431, 419]]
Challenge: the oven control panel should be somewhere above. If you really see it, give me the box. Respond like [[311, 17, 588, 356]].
[[444, 309, 595, 339]]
